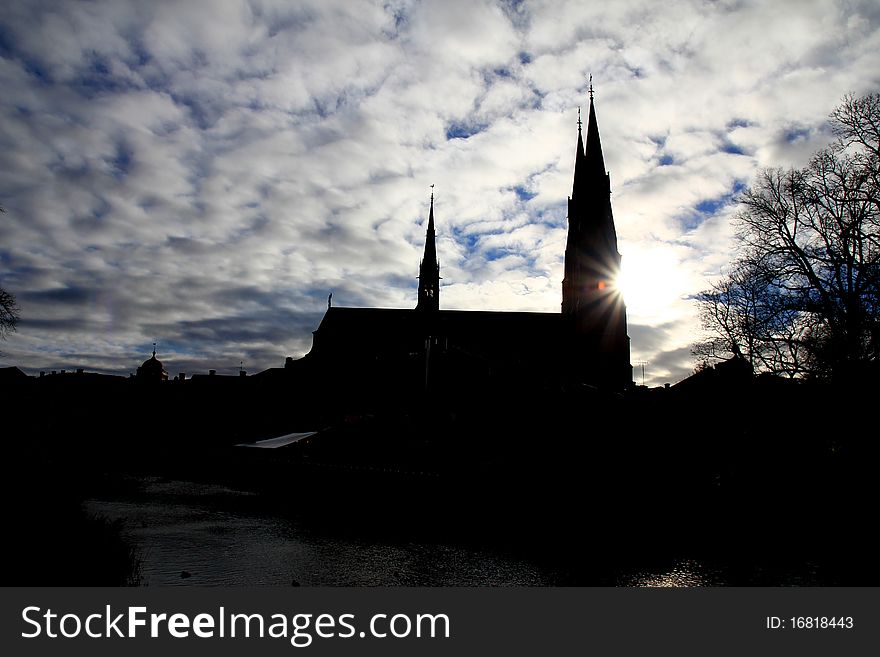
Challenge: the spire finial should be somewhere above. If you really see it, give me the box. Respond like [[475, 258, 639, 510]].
[[577, 106, 582, 132], [152, 342, 157, 357], [589, 73, 594, 100], [430, 183, 434, 204]]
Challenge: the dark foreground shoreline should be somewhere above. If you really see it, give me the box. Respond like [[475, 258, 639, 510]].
[[3, 373, 876, 586]]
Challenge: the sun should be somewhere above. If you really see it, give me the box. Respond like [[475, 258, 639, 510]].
[[614, 245, 690, 322]]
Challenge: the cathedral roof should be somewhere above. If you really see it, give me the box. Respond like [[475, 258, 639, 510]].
[[311, 306, 565, 364], [316, 306, 563, 332]]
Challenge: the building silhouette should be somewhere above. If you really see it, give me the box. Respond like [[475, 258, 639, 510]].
[[562, 94, 632, 389], [294, 94, 632, 394], [136, 346, 168, 382], [416, 191, 440, 312]]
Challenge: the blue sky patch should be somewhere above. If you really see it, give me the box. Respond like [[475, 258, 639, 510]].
[[681, 180, 747, 231], [450, 226, 480, 251], [23, 57, 52, 84], [513, 185, 536, 201], [446, 121, 487, 140], [483, 247, 508, 262], [170, 92, 217, 129], [125, 34, 152, 67], [719, 141, 745, 155], [0, 25, 15, 59], [23, 285, 94, 305], [92, 199, 111, 221], [109, 141, 133, 179], [695, 198, 722, 215], [783, 125, 811, 143]]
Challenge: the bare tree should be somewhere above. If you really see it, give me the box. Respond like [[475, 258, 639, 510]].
[[693, 258, 811, 377], [695, 92, 880, 380], [0, 286, 18, 340], [1, 203, 21, 351]]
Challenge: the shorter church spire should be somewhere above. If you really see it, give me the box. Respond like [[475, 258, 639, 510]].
[[572, 105, 587, 198], [428, 187, 435, 235], [416, 188, 440, 311]]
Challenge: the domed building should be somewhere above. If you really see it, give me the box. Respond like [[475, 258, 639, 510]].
[[136, 347, 168, 382]]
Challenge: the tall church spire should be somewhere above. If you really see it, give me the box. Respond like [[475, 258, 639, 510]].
[[561, 88, 632, 389], [571, 95, 609, 202], [564, 91, 619, 315], [416, 189, 440, 311], [584, 94, 607, 183]]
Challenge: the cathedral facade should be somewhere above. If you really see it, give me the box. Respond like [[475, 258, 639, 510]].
[[299, 95, 632, 394]]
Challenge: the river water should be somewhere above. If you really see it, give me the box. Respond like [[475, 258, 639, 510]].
[[86, 477, 557, 586], [86, 476, 733, 586]]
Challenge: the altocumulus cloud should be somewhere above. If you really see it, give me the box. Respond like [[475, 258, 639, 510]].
[[0, 0, 878, 384]]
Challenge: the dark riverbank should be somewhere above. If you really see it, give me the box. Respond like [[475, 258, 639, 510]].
[[3, 371, 877, 585]]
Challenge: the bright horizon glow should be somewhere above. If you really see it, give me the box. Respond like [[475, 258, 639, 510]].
[[617, 246, 693, 325]]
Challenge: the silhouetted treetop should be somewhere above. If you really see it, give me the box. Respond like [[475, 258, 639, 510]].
[[1, 286, 19, 342], [695, 92, 880, 381]]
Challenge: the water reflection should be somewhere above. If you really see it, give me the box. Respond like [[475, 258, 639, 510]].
[[617, 560, 724, 587], [86, 477, 563, 586], [90, 476, 793, 587]]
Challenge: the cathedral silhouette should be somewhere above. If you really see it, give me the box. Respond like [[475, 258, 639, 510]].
[[293, 93, 632, 394]]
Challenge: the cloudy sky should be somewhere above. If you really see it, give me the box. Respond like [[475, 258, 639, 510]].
[[1, 0, 878, 385]]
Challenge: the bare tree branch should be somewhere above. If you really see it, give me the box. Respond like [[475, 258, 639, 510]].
[[695, 93, 880, 380]]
